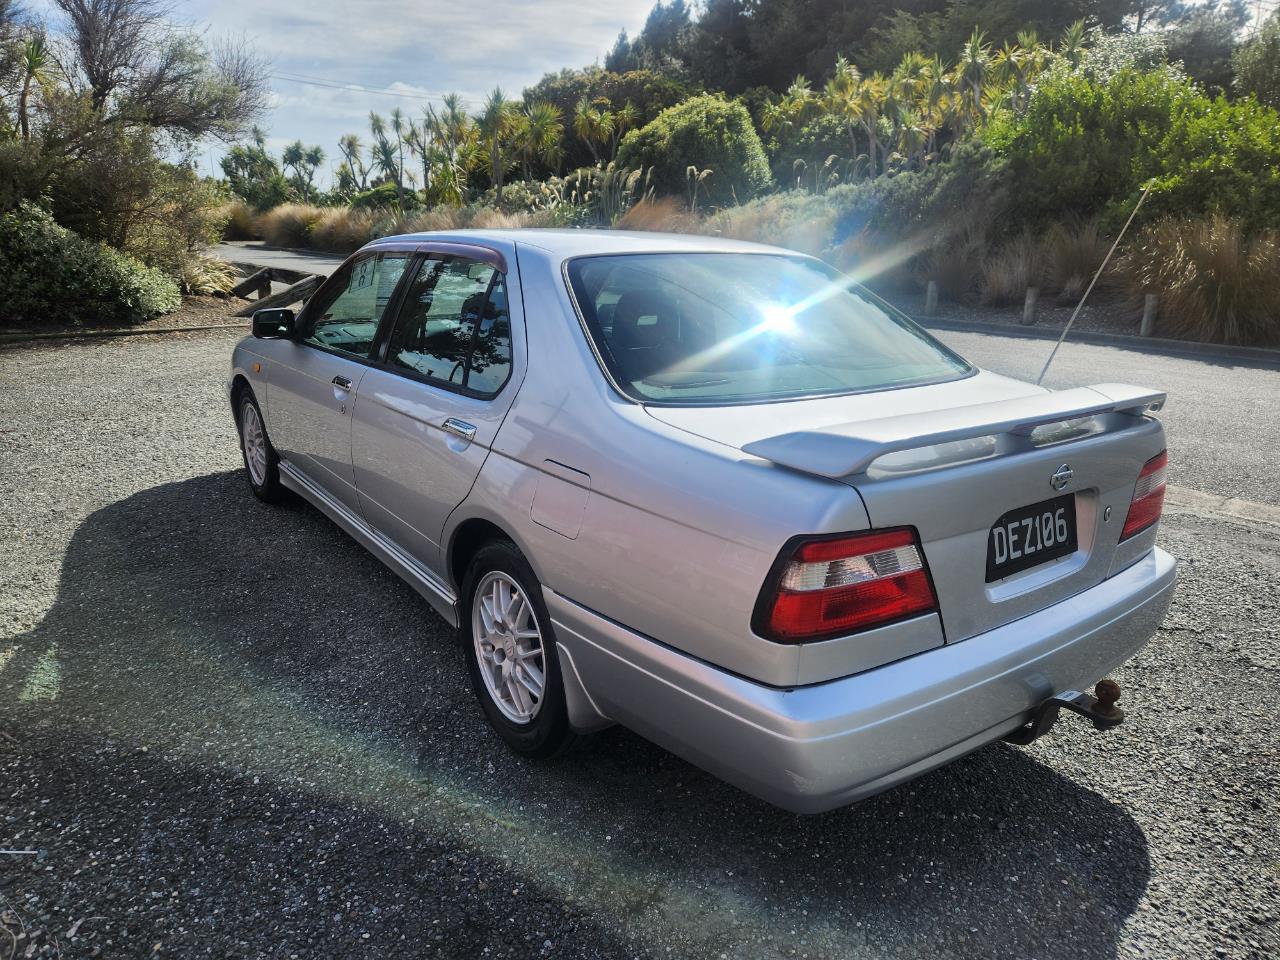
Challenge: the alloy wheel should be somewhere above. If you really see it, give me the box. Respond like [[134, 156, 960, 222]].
[[471, 571, 546, 724], [241, 401, 269, 486]]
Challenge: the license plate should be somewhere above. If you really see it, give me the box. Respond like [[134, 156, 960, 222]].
[[985, 493, 1078, 582]]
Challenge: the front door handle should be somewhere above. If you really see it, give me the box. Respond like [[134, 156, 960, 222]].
[[441, 417, 477, 442], [332, 375, 352, 390]]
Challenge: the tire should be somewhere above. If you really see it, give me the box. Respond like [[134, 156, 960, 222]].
[[236, 389, 286, 504], [461, 540, 576, 758]]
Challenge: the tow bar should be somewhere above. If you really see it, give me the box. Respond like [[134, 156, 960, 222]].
[[1002, 679, 1125, 746]]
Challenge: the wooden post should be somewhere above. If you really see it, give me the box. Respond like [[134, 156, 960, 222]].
[[1021, 286, 1040, 326], [1140, 293, 1158, 337], [924, 280, 938, 317], [230, 267, 271, 299]]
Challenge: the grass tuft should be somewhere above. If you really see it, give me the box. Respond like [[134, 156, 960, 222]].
[[980, 231, 1045, 305], [1116, 215, 1280, 346]]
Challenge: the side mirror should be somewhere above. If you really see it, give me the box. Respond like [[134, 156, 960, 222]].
[[252, 308, 296, 339]]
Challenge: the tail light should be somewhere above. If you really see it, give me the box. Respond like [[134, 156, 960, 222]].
[[1121, 449, 1167, 541], [754, 528, 938, 643]]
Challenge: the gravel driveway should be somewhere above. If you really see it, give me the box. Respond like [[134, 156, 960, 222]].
[[1, 328, 1276, 959]]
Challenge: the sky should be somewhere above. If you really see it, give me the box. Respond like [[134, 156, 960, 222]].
[[38, 0, 658, 184]]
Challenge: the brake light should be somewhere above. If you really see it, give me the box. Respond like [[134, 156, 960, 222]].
[[755, 528, 938, 643], [1121, 449, 1167, 541]]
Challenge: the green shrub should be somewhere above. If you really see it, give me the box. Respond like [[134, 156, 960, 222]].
[[983, 67, 1280, 233], [616, 94, 773, 207], [350, 182, 406, 210], [0, 203, 181, 327], [119, 166, 230, 279]]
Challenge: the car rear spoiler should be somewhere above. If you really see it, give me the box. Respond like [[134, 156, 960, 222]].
[[740, 383, 1166, 480]]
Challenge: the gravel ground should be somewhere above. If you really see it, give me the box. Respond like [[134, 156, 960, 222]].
[[1, 327, 1277, 959]]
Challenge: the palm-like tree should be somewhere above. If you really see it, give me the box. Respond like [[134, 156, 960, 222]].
[[478, 87, 516, 204], [17, 35, 51, 143], [765, 75, 819, 138], [371, 137, 400, 187], [337, 134, 369, 192], [513, 101, 564, 180], [389, 106, 408, 198], [822, 56, 864, 164], [423, 94, 479, 204], [956, 29, 993, 131], [1059, 20, 1087, 71], [573, 96, 614, 165], [920, 55, 953, 155], [852, 73, 888, 177], [282, 141, 324, 202], [609, 101, 640, 160]]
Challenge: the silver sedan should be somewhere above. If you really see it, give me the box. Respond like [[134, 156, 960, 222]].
[[229, 229, 1175, 813]]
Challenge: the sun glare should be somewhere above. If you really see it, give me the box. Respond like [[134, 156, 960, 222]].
[[758, 303, 798, 334]]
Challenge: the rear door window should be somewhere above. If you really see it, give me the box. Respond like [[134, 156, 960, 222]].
[[385, 256, 512, 397]]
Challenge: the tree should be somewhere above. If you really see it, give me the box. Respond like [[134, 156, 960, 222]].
[[220, 128, 290, 209], [572, 96, 613, 165], [522, 66, 690, 172], [16, 34, 50, 142], [2, 0, 268, 258], [1127, 0, 1188, 33], [1164, 1, 1250, 96], [1233, 9, 1280, 107], [419, 93, 479, 204], [281, 140, 323, 203], [512, 101, 563, 180], [336, 133, 369, 192], [477, 87, 515, 203], [50, 0, 268, 140], [956, 29, 993, 132]]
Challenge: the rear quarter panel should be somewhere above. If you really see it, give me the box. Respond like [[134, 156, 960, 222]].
[[447, 244, 892, 688]]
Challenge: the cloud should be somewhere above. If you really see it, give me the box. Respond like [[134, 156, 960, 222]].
[[180, 0, 652, 178]]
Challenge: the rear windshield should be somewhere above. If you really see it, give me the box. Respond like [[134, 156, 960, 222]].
[[566, 253, 971, 404]]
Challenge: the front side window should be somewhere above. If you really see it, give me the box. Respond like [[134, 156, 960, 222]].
[[385, 256, 513, 396], [301, 253, 410, 359], [566, 253, 972, 404]]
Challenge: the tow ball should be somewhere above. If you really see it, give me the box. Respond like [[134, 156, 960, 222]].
[[1002, 679, 1125, 746]]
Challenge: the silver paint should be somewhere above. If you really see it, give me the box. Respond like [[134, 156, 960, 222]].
[[230, 228, 1176, 811]]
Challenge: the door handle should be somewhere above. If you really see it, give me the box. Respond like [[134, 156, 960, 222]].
[[441, 417, 477, 441], [332, 375, 352, 390]]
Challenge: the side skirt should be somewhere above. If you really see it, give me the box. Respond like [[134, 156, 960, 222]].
[[279, 460, 460, 627]]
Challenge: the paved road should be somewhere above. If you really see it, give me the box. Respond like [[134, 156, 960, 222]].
[[1, 326, 1276, 959], [212, 240, 345, 275]]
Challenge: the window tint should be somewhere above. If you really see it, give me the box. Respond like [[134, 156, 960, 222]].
[[386, 256, 512, 397], [301, 253, 409, 359], [566, 253, 971, 404]]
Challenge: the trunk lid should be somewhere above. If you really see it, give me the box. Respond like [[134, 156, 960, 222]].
[[646, 375, 1166, 642]]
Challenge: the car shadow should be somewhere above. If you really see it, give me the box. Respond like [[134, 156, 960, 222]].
[[2, 471, 1151, 958]]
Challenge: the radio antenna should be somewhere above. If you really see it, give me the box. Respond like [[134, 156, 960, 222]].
[[1035, 181, 1154, 386]]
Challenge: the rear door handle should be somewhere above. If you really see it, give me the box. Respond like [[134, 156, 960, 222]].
[[441, 417, 476, 441], [332, 375, 352, 390]]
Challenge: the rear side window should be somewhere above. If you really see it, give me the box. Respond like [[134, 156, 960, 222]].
[[566, 253, 971, 404], [300, 253, 409, 359], [385, 256, 512, 397]]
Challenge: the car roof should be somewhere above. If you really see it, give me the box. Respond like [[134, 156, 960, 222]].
[[366, 228, 799, 261]]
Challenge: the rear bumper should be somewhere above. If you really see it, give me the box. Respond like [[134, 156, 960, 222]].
[[548, 547, 1176, 814]]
